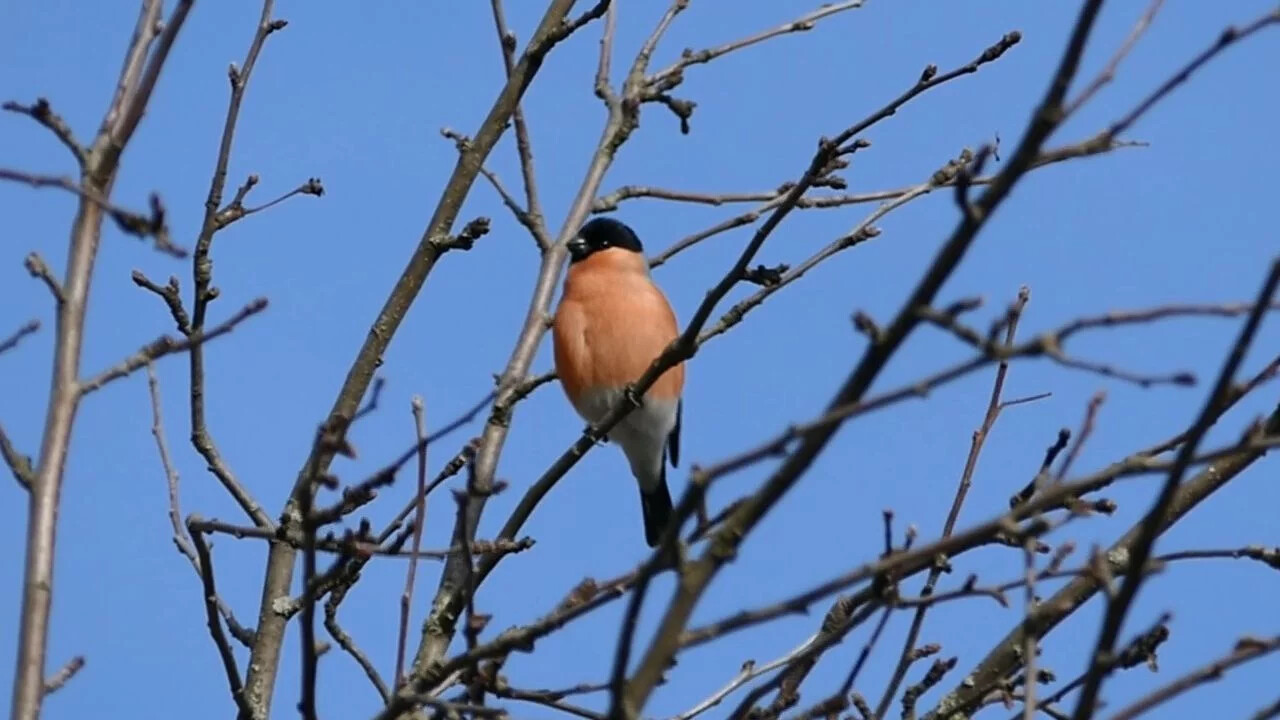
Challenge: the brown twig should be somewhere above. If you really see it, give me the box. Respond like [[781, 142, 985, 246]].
[[131, 271, 192, 334], [78, 297, 268, 395], [596, 136, 1140, 220], [441, 128, 547, 249], [0, 319, 40, 356], [41, 655, 85, 697], [673, 637, 821, 720], [725, 598, 883, 719], [1104, 635, 1280, 720], [2, 98, 86, 166], [923, 403, 1280, 719], [146, 363, 253, 645], [192, 516, 533, 561], [0, 168, 183, 257], [490, 682, 606, 720], [593, 0, 618, 103], [324, 595, 391, 704], [1065, 0, 1167, 115], [647, 1, 865, 87], [212, 176, 324, 229], [187, 519, 251, 718], [0, 422, 35, 490], [1249, 696, 1280, 720], [1055, 391, 1107, 482], [299, 447, 322, 720], [1105, 9, 1280, 141], [488, 0, 552, 251], [396, 396, 429, 688], [24, 252, 65, 304]]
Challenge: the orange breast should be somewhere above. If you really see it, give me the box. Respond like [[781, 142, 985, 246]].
[[553, 250, 684, 404]]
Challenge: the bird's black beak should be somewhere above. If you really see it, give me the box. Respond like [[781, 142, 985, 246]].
[[566, 236, 588, 260]]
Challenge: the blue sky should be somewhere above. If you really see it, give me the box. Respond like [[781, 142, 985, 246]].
[[3, 1, 1279, 718]]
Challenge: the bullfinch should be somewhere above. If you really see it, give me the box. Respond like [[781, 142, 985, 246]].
[[552, 217, 685, 547]]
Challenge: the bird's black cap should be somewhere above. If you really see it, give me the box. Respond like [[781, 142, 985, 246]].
[[569, 217, 644, 262]]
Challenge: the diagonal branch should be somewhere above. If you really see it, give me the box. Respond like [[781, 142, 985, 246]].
[[647, 1, 865, 87]]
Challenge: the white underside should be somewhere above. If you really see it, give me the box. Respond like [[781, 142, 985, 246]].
[[571, 387, 676, 491]]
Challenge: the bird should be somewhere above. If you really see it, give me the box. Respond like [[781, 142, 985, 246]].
[[552, 216, 685, 547]]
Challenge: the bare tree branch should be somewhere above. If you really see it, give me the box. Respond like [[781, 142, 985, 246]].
[[2, 98, 87, 166], [0, 319, 40, 356], [395, 396, 429, 689], [488, 0, 552, 251], [41, 655, 85, 697], [0, 169, 183, 256], [79, 297, 268, 395], [11, 0, 195, 714], [188, 518, 252, 718]]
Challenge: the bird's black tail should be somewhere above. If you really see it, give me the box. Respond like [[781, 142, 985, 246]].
[[639, 469, 674, 548]]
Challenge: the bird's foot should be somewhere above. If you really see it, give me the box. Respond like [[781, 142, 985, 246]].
[[583, 424, 609, 445], [623, 384, 644, 409]]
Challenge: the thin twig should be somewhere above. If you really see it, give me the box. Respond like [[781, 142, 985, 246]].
[[41, 655, 85, 697], [1104, 636, 1280, 720], [187, 520, 251, 717], [2, 98, 87, 166], [0, 423, 35, 490], [0, 168, 183, 257], [488, 0, 551, 250], [0, 319, 40, 356], [213, 177, 324, 229], [78, 297, 268, 395], [396, 396, 429, 688], [145, 363, 254, 646], [673, 635, 823, 720], [324, 580, 392, 704], [1065, 0, 1167, 114], [647, 1, 865, 87], [24, 252, 65, 304], [878, 287, 1031, 718]]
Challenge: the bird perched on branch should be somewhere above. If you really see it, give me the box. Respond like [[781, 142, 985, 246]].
[[552, 217, 685, 547]]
